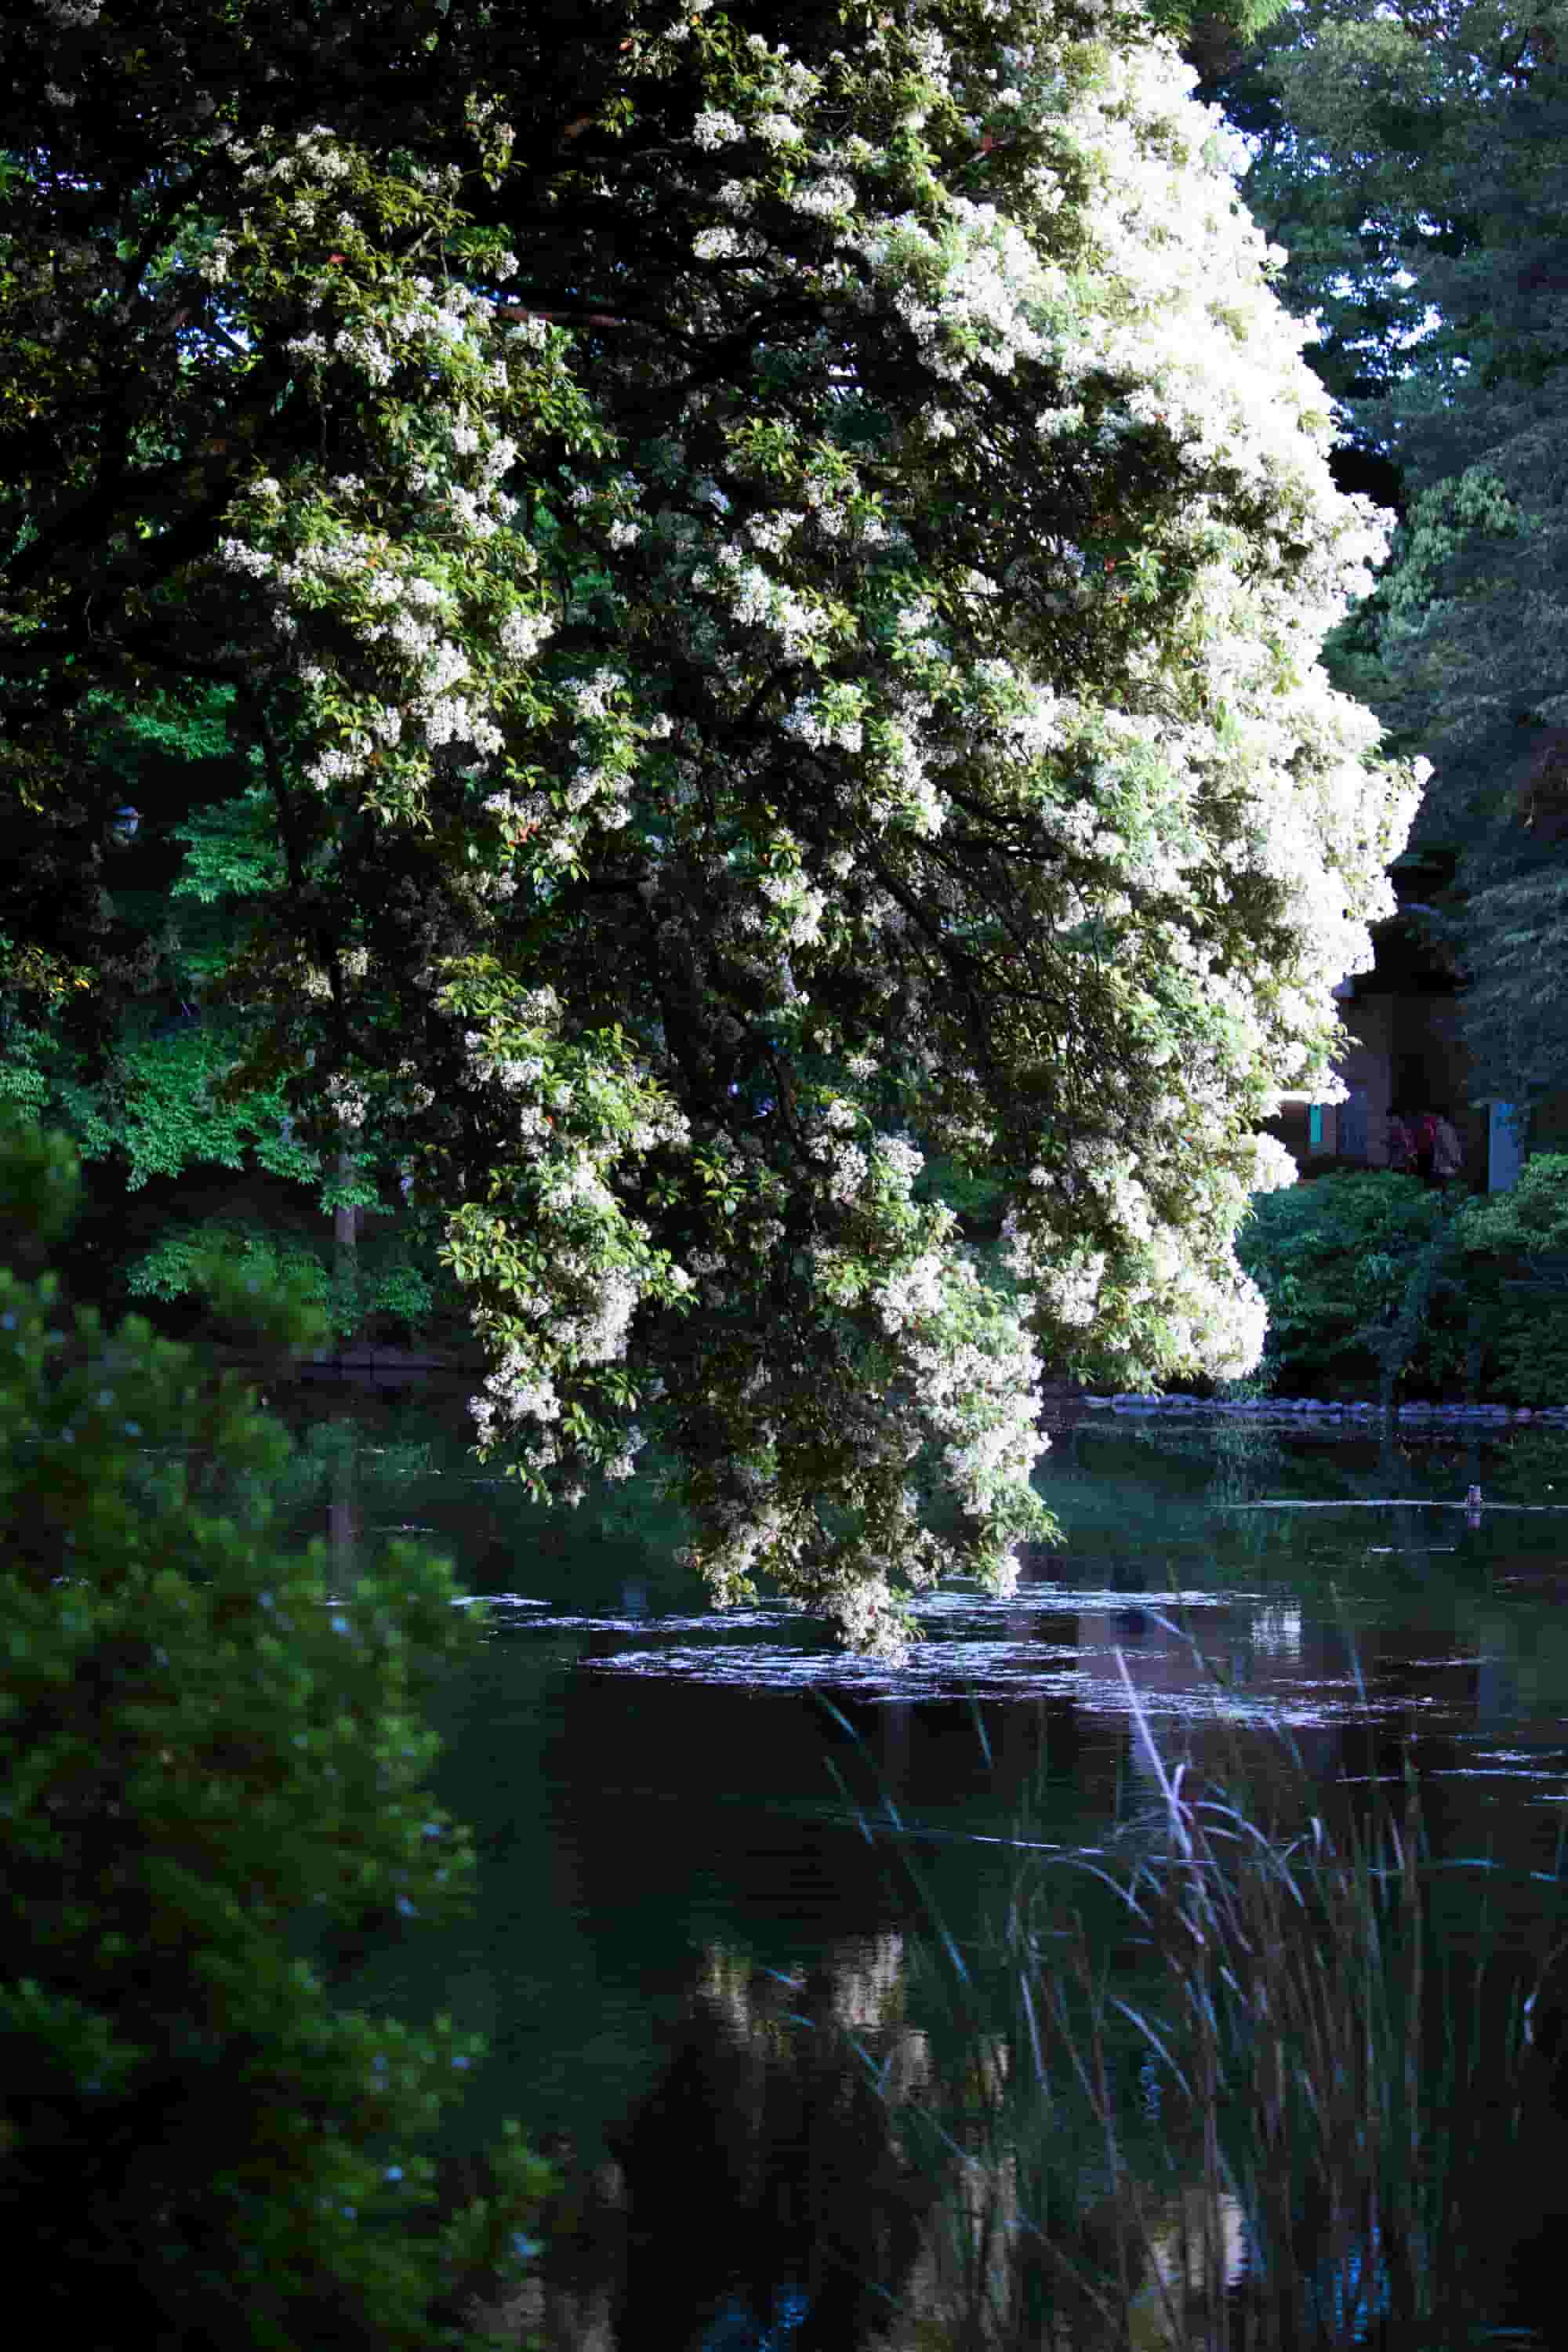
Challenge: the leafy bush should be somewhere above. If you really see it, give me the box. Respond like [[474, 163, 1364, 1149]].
[[1236, 1158, 1568, 1403], [1457, 1152, 1568, 1404], [1235, 1172, 1468, 1392], [126, 1217, 333, 1323], [0, 1120, 549, 2347], [128, 1216, 436, 1342]]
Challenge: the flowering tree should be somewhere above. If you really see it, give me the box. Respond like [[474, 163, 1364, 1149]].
[[1, 0, 1425, 1649]]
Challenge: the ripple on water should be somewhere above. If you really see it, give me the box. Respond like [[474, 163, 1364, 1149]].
[[582, 1637, 1083, 1697], [557, 1584, 1304, 1700], [522, 1607, 786, 1635], [451, 1592, 551, 1610], [915, 1584, 1243, 1617], [1073, 1669, 1421, 1729]]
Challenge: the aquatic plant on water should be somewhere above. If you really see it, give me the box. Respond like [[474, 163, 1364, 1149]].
[[846, 1641, 1568, 2350]]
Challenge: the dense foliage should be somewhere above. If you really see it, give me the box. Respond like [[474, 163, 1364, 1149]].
[[0, 1119, 550, 2347], [126, 1212, 439, 1342], [1, 0, 1428, 1647], [1195, 1, 1568, 1106], [1235, 1170, 1468, 1392], [1236, 1156, 1568, 1403], [1457, 1149, 1568, 1403]]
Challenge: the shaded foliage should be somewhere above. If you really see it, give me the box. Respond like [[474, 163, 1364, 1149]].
[[1236, 1169, 1468, 1391], [0, 1117, 550, 2346], [1194, 0, 1568, 1104], [1238, 1157, 1568, 1403]]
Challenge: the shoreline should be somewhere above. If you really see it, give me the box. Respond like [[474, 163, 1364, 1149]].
[[1064, 1391, 1564, 1427]]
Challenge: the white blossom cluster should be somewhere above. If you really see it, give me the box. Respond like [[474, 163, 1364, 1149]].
[[122, 1, 1432, 1647], [446, 979, 694, 1468], [192, 127, 608, 853], [324, 1073, 369, 1129], [898, 1256, 1047, 1535]]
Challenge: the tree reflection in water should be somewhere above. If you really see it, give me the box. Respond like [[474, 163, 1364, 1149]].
[[485, 1897, 1568, 2350], [515, 1935, 1272, 2350], [604, 1935, 941, 2351]]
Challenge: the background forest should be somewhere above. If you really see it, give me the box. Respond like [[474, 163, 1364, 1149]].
[[1192, 0, 1568, 1097]]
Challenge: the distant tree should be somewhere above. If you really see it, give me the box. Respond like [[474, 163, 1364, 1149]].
[[1183, 0, 1498, 519], [1193, 1, 1568, 1103]]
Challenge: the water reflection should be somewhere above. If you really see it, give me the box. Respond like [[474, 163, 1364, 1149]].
[[517, 1922, 1558, 2351], [409, 1545, 1568, 2190], [257, 1402, 1568, 2341], [606, 1934, 942, 2350]]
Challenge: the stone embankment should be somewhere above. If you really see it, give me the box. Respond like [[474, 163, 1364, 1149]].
[[1086, 1394, 1563, 1426]]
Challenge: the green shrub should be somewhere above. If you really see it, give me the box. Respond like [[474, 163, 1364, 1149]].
[[1236, 1171, 1467, 1392], [128, 1216, 437, 1342], [126, 1216, 333, 1323], [0, 1120, 549, 2347], [1457, 1152, 1568, 1404]]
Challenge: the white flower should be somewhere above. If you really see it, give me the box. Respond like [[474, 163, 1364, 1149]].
[[693, 110, 745, 149], [216, 538, 274, 579]]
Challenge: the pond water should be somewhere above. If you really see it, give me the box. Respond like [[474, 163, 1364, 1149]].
[[269, 1392, 1568, 2345]]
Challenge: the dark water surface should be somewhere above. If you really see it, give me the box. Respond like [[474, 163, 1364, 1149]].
[[239, 1392, 1568, 2333], [263, 1396, 1568, 2341]]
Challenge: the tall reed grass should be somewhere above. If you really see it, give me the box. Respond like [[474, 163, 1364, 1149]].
[[840, 1623, 1568, 2351]]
